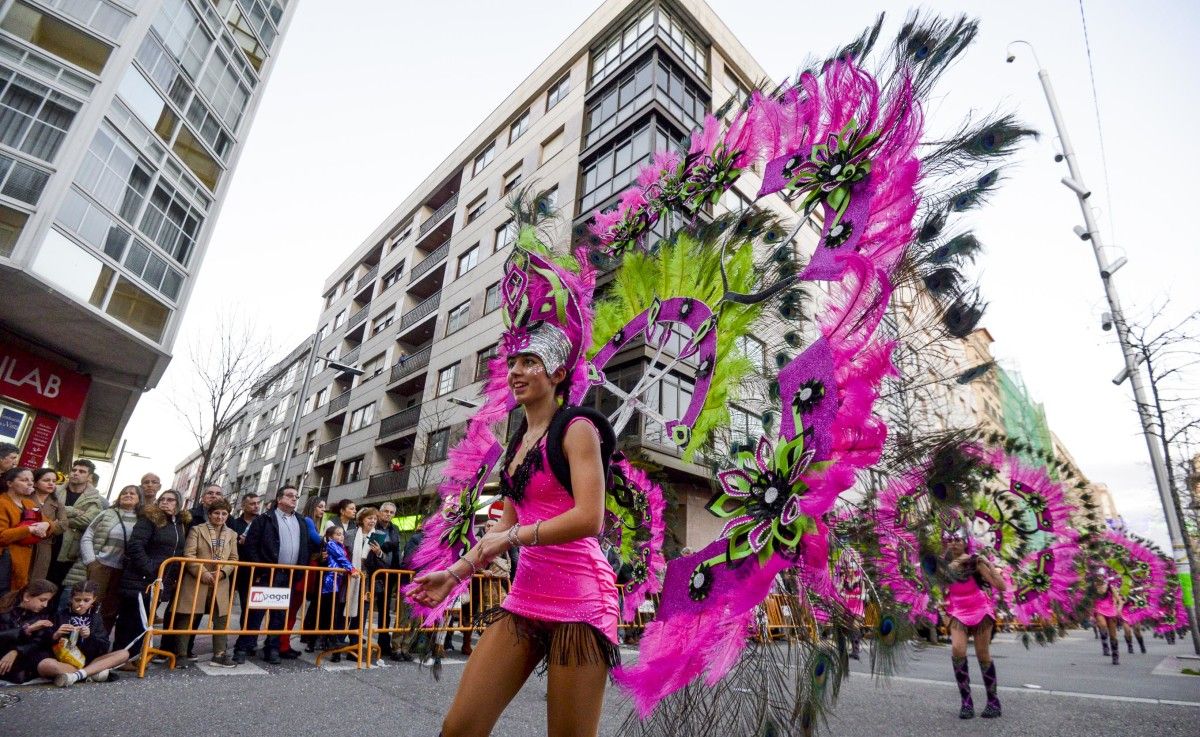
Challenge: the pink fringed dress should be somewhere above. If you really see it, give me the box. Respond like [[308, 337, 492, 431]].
[[486, 417, 621, 667], [944, 576, 995, 629], [1093, 590, 1119, 619]]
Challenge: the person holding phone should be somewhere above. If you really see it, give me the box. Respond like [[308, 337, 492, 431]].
[[342, 507, 381, 654], [1, 468, 51, 592]]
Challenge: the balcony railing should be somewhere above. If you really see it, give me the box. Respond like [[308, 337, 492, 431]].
[[419, 192, 458, 237], [378, 404, 421, 439], [408, 240, 449, 283], [389, 344, 432, 384], [399, 291, 440, 331], [347, 304, 370, 331], [326, 390, 351, 416], [356, 264, 379, 292], [315, 437, 340, 464], [339, 345, 360, 367], [367, 468, 410, 497]]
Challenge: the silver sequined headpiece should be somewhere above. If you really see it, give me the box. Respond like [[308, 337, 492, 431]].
[[504, 321, 572, 374]]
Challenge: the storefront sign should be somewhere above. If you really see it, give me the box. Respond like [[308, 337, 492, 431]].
[[18, 412, 58, 467], [0, 345, 90, 420]]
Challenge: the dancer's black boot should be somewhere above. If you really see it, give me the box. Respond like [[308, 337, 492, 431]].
[[1135, 630, 1146, 653], [980, 660, 1001, 718], [1100, 631, 1110, 656], [1125, 634, 1134, 654], [952, 656, 974, 719]]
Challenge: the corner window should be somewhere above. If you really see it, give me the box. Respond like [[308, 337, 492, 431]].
[[446, 301, 470, 335], [349, 403, 375, 432], [333, 309, 346, 329], [340, 456, 364, 484], [382, 264, 404, 289], [466, 194, 486, 224], [737, 334, 766, 373], [509, 110, 529, 143], [425, 428, 450, 463], [484, 282, 501, 314], [475, 343, 499, 382], [502, 165, 523, 194], [472, 142, 495, 177], [494, 219, 516, 252], [546, 74, 570, 110], [540, 127, 564, 164], [456, 244, 479, 277]]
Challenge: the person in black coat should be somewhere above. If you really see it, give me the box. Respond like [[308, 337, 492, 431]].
[[112, 490, 190, 658], [372, 503, 405, 660], [233, 486, 309, 664]]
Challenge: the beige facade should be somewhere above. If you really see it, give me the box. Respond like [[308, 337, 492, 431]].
[[264, 0, 811, 551], [961, 328, 1004, 437]]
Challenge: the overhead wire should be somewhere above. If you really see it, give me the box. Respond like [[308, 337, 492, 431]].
[[1077, 0, 1118, 244]]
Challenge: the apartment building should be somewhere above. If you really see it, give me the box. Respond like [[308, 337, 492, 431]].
[[276, 0, 812, 550], [0, 0, 296, 467]]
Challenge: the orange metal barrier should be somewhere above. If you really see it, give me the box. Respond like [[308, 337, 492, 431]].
[[366, 569, 513, 655], [138, 557, 370, 676]]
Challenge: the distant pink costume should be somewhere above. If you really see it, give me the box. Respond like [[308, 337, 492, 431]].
[[1093, 590, 1119, 619], [944, 576, 995, 628], [497, 419, 620, 648]]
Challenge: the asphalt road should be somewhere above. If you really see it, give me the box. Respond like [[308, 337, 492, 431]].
[[2, 630, 1195, 736]]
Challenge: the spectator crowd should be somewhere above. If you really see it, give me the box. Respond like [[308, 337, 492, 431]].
[[0, 442, 518, 688]]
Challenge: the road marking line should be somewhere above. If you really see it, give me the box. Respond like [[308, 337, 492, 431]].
[[195, 662, 267, 676], [875, 674, 1200, 707]]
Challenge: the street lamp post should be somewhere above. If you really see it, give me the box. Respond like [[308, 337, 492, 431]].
[[1008, 41, 1200, 653], [277, 333, 364, 498], [105, 438, 150, 501]]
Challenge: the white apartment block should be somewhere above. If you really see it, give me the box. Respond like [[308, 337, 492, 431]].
[[0, 0, 295, 464]]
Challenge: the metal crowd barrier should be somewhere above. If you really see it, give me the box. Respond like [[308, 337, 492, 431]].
[[139, 557, 370, 676], [138, 561, 679, 675]]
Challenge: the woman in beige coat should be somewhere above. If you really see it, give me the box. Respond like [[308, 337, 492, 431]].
[[172, 498, 238, 668], [28, 468, 66, 583]]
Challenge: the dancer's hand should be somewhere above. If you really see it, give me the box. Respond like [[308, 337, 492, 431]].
[[475, 530, 510, 565], [0, 650, 16, 675], [409, 570, 457, 607]]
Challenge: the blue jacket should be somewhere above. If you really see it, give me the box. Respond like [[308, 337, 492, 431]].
[[322, 540, 353, 594]]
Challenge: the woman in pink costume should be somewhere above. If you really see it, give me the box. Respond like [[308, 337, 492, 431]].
[[943, 533, 1007, 720], [1091, 574, 1123, 664], [409, 319, 617, 737]]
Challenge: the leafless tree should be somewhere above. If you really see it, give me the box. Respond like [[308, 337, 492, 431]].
[[170, 311, 273, 500], [1125, 302, 1200, 628], [405, 401, 459, 517]]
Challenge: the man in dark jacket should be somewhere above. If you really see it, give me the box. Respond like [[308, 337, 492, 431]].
[[188, 484, 224, 529], [232, 486, 308, 664], [227, 493, 260, 619], [372, 503, 405, 660]]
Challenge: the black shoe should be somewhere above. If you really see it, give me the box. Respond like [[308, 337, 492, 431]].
[[331, 653, 342, 663], [186, 652, 198, 662], [389, 651, 413, 662], [264, 650, 282, 665], [981, 703, 1001, 719], [232, 650, 247, 665], [279, 650, 301, 660], [959, 705, 975, 720], [304, 643, 316, 653]]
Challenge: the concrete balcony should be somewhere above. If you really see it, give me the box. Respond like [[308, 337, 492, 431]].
[[399, 291, 440, 332], [388, 344, 432, 385], [347, 303, 370, 331], [419, 192, 458, 238], [326, 389, 351, 417], [378, 404, 421, 441], [409, 240, 450, 284], [367, 468, 410, 497], [356, 264, 379, 292], [315, 437, 340, 465]]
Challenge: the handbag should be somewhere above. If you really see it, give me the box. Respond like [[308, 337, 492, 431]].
[[16, 505, 43, 546]]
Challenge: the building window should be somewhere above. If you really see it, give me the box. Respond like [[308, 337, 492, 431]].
[[465, 195, 486, 224], [654, 58, 708, 137], [584, 56, 654, 147], [728, 405, 760, 453], [426, 428, 450, 463], [546, 74, 570, 110], [589, 4, 656, 85], [361, 352, 386, 379], [580, 119, 682, 213], [540, 127, 564, 164], [138, 181, 203, 266], [370, 307, 395, 336], [349, 403, 375, 432], [494, 219, 516, 252], [472, 142, 495, 177], [0, 68, 81, 164], [317, 323, 330, 341], [503, 165, 522, 194], [737, 334, 767, 373], [656, 5, 707, 78], [314, 387, 329, 408], [456, 244, 479, 277], [538, 186, 558, 213], [476, 343, 499, 382], [509, 110, 529, 143], [437, 363, 459, 396], [387, 225, 411, 253], [340, 456, 364, 484], [446, 301, 470, 335], [382, 264, 404, 289], [644, 370, 694, 446], [333, 309, 346, 329], [75, 124, 152, 223], [484, 282, 501, 314], [0, 2, 114, 75]]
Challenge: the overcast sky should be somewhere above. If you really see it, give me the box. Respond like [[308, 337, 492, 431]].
[[102, 0, 1198, 549]]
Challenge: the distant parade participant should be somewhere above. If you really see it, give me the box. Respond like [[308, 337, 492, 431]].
[[943, 532, 1007, 719], [1092, 573, 1123, 665]]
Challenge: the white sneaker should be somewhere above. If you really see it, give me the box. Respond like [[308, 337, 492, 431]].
[[54, 671, 83, 688], [88, 669, 110, 683]]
